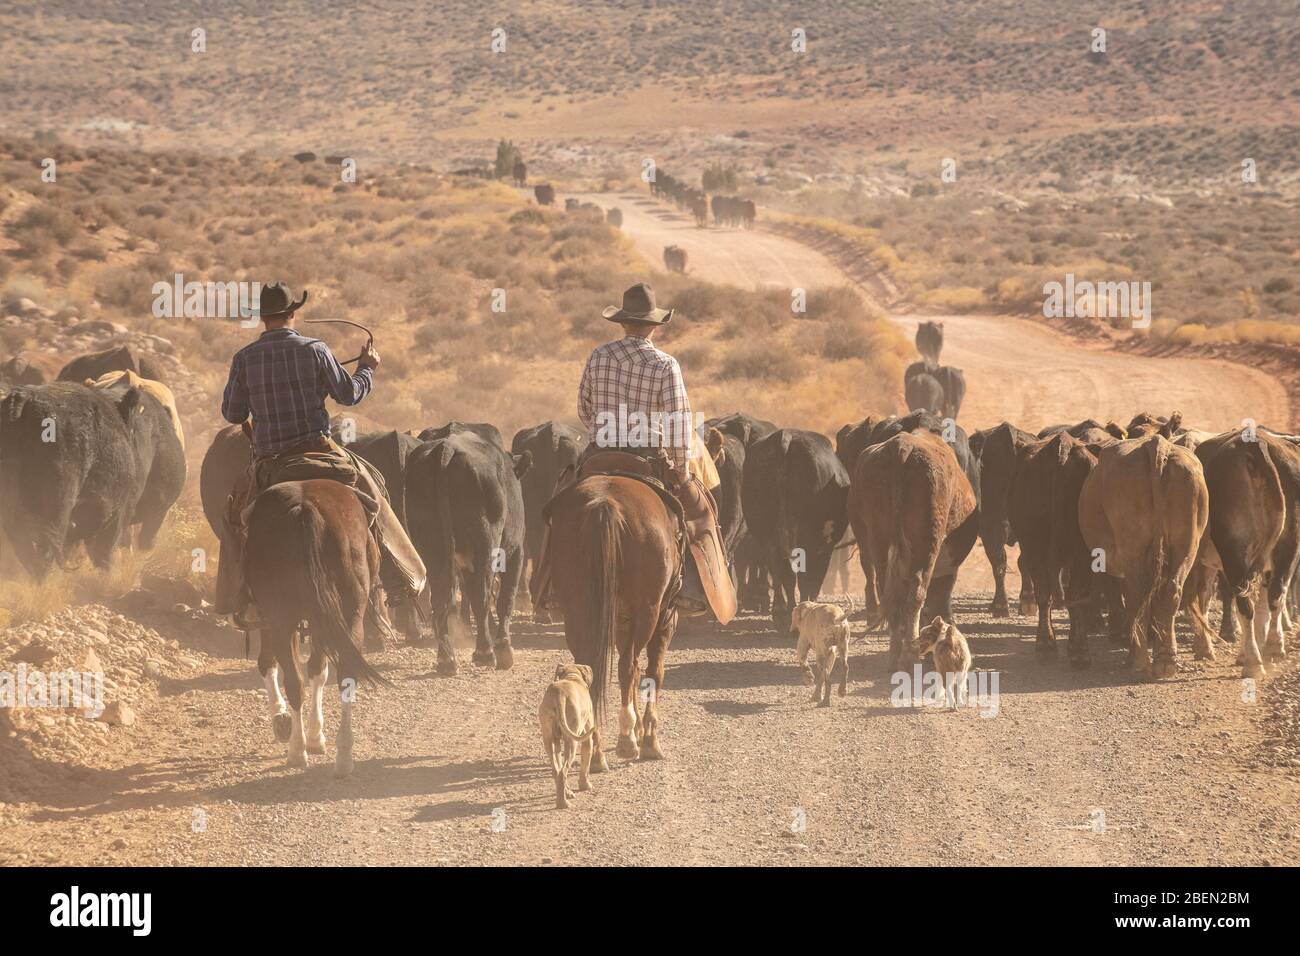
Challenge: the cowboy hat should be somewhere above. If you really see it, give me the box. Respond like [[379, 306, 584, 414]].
[[602, 282, 673, 325], [242, 281, 308, 321]]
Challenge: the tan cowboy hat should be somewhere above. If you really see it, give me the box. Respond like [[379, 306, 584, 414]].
[[602, 282, 673, 325]]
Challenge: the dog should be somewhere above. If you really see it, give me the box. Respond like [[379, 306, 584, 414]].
[[538, 662, 596, 809], [792, 601, 850, 706], [916, 615, 972, 710]]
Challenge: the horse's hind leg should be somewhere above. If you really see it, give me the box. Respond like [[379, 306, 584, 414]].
[[335, 668, 356, 778], [640, 605, 676, 760], [615, 613, 652, 760], [278, 630, 308, 769], [257, 637, 291, 743], [303, 649, 329, 756]]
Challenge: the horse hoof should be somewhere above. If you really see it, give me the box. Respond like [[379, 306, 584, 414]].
[[991, 600, 1009, 617], [1242, 662, 1267, 680], [334, 757, 354, 778], [616, 737, 640, 760], [494, 644, 514, 670], [639, 738, 665, 760], [1152, 659, 1177, 680], [306, 735, 327, 755], [287, 751, 308, 770], [471, 650, 495, 667], [589, 752, 609, 774], [816, 698, 830, 709], [436, 656, 459, 677], [272, 714, 293, 743]]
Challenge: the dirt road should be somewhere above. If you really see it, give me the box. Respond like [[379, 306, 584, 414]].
[[3, 597, 1294, 867], [582, 191, 1291, 434]]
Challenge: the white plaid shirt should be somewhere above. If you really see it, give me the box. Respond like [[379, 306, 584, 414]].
[[578, 335, 693, 472]]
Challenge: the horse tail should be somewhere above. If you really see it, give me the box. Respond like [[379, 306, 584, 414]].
[[300, 499, 390, 687], [577, 501, 620, 721]]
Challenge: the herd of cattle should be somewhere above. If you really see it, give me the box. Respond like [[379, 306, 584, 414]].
[[3, 326, 1297, 789], [649, 171, 756, 229]]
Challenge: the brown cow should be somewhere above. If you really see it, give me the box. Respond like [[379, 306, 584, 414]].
[[242, 480, 387, 775], [1008, 432, 1099, 666], [544, 475, 682, 765], [534, 183, 555, 206], [1192, 429, 1300, 677], [1077, 436, 1209, 679], [848, 430, 977, 670], [970, 422, 1037, 617]]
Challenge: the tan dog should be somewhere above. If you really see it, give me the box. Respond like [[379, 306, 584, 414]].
[[793, 601, 849, 707], [538, 663, 596, 809], [917, 616, 972, 710]]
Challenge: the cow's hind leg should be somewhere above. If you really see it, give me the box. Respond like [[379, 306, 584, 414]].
[[985, 533, 1010, 617], [1150, 578, 1182, 680], [1238, 589, 1269, 680], [1031, 566, 1056, 657], [468, 570, 496, 667], [491, 551, 522, 670]]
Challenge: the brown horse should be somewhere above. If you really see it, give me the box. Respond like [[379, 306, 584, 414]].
[[243, 479, 388, 776], [546, 475, 682, 766]]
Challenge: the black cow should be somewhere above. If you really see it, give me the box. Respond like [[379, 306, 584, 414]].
[[347, 429, 424, 642], [406, 431, 531, 674], [915, 321, 944, 365], [0, 383, 147, 576], [510, 421, 587, 612], [418, 420, 504, 449], [705, 412, 778, 609], [930, 366, 966, 420], [904, 367, 945, 414], [704, 426, 747, 572], [970, 422, 1037, 616], [58, 345, 167, 385], [705, 412, 777, 446], [1008, 432, 1099, 665], [347, 430, 422, 528], [90, 374, 186, 550], [741, 428, 850, 632]]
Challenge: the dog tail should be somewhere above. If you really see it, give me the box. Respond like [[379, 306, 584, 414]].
[[557, 703, 595, 743]]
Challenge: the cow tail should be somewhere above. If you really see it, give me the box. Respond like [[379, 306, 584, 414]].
[[300, 503, 389, 687], [1135, 438, 1169, 641], [774, 440, 794, 571], [579, 502, 619, 721], [885, 449, 910, 614], [433, 442, 457, 612], [1236, 438, 1282, 615]]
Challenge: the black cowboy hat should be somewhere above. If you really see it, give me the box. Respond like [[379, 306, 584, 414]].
[[243, 281, 308, 321], [602, 282, 673, 325]]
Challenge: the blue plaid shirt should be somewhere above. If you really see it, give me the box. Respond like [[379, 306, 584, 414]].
[[221, 328, 373, 456]]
